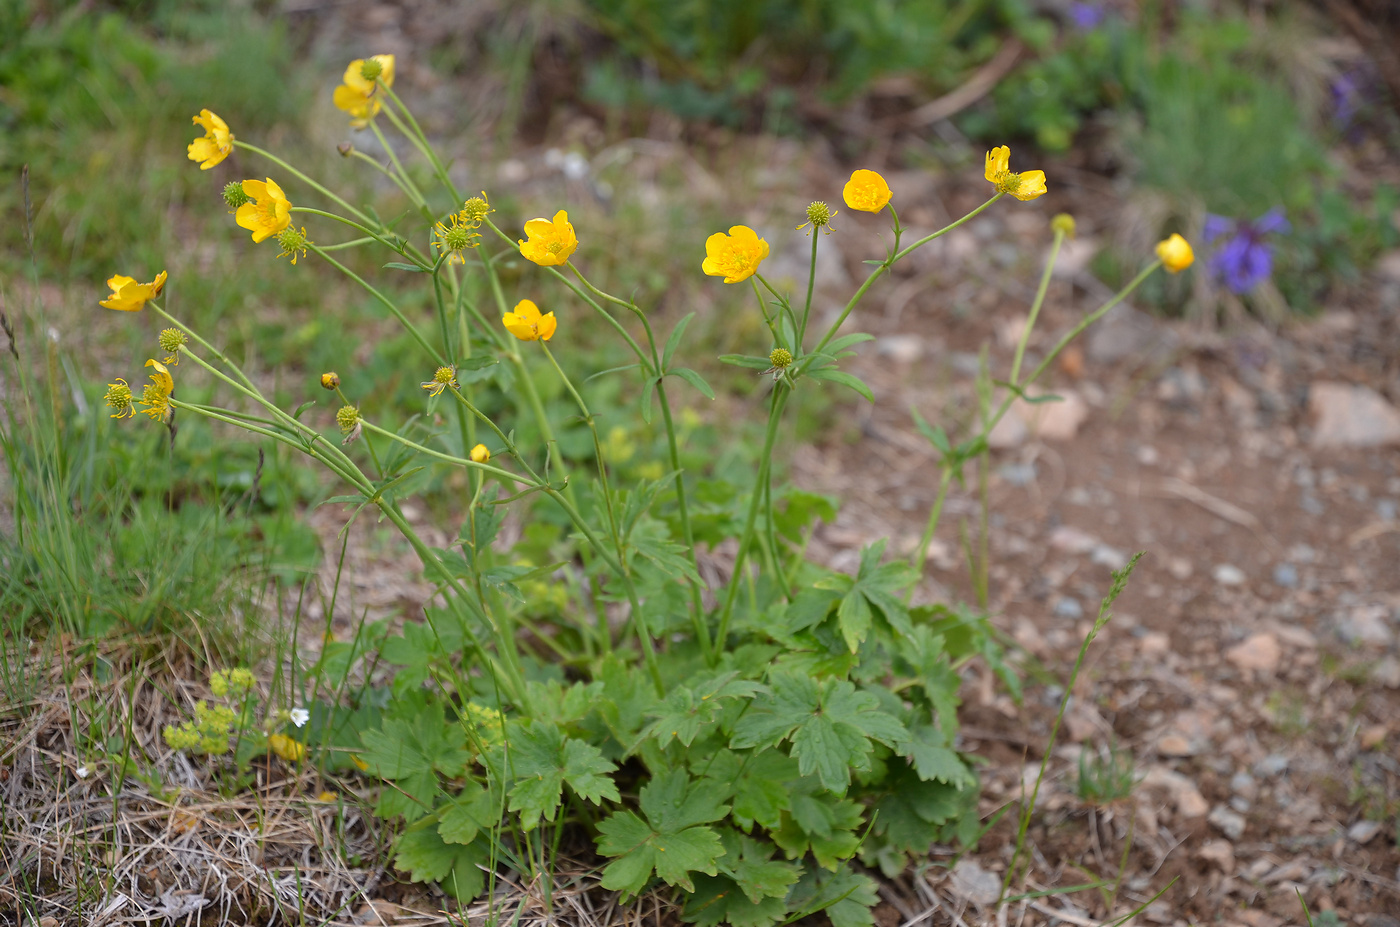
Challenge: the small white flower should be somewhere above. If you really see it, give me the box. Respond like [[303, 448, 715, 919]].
[[76, 765, 90, 779], [289, 708, 310, 728]]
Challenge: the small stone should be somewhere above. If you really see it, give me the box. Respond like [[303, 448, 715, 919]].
[[1137, 444, 1160, 466], [1230, 771, 1258, 800], [1272, 623, 1316, 650], [1378, 498, 1399, 522], [1089, 304, 1179, 365], [1226, 632, 1282, 676], [948, 859, 1001, 905], [1301, 493, 1326, 516], [1142, 766, 1209, 818], [1272, 563, 1298, 588], [1336, 605, 1394, 647], [1140, 632, 1171, 657], [1209, 804, 1247, 841], [998, 461, 1037, 486], [1230, 795, 1252, 813], [876, 335, 924, 363], [1158, 734, 1194, 757], [1255, 754, 1289, 778], [1373, 657, 1400, 688], [1091, 545, 1129, 570], [1309, 382, 1400, 448], [1360, 725, 1388, 749], [1167, 557, 1193, 580], [1197, 840, 1236, 873], [1049, 525, 1099, 554], [1213, 564, 1247, 586], [1026, 389, 1089, 442], [1348, 820, 1383, 844], [1054, 597, 1084, 619]]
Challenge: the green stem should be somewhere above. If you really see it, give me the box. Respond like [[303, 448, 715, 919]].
[[378, 83, 461, 203], [712, 385, 789, 660], [799, 230, 819, 350], [809, 193, 1003, 358], [908, 466, 955, 595], [368, 118, 432, 218], [307, 243, 444, 365], [289, 207, 425, 266], [359, 421, 533, 487], [234, 140, 374, 228], [348, 147, 424, 206], [1009, 228, 1065, 388], [656, 381, 711, 657]]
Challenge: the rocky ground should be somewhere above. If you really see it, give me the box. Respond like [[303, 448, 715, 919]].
[[786, 194, 1400, 925]]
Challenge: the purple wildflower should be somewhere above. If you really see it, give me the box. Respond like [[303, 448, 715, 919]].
[[1203, 209, 1290, 294], [1068, 1, 1105, 30]]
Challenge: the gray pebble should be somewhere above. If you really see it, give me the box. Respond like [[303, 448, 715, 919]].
[[1053, 597, 1084, 619], [1272, 563, 1299, 588], [1255, 754, 1289, 778]]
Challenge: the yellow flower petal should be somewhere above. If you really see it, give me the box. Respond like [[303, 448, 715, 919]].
[[1010, 170, 1047, 201], [268, 733, 306, 763], [1155, 233, 1195, 273], [187, 109, 233, 170], [984, 146, 1011, 183], [701, 225, 769, 284], [842, 169, 892, 213], [502, 298, 556, 341], [518, 210, 578, 266]]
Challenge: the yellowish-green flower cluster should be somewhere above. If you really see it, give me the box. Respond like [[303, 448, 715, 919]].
[[209, 667, 255, 698], [276, 226, 312, 265], [164, 700, 237, 755], [139, 359, 174, 423]]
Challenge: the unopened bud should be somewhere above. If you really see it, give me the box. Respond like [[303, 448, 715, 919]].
[[1051, 213, 1076, 238], [321, 372, 340, 390], [470, 444, 491, 464], [337, 142, 354, 158]]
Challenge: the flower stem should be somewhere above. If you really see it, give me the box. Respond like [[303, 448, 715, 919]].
[[234, 140, 374, 228], [712, 384, 789, 661], [799, 230, 819, 350], [307, 244, 444, 365], [1009, 227, 1065, 389]]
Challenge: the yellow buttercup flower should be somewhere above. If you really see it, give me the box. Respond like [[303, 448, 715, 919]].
[[99, 271, 167, 312], [235, 178, 292, 244], [470, 443, 491, 464], [842, 170, 892, 213], [421, 365, 458, 397], [139, 359, 174, 422], [502, 299, 557, 342], [105, 379, 134, 419], [702, 225, 769, 284], [333, 54, 395, 127], [187, 109, 234, 170], [268, 733, 306, 763], [1155, 234, 1195, 273], [984, 146, 1047, 201], [518, 210, 578, 266]]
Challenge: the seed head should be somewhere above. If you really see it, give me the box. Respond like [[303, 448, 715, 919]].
[[158, 328, 187, 364], [276, 226, 311, 265], [222, 181, 250, 209], [359, 59, 383, 82], [806, 202, 832, 227], [336, 405, 360, 434], [461, 194, 493, 224], [320, 372, 340, 390], [105, 379, 134, 419], [769, 347, 793, 369]]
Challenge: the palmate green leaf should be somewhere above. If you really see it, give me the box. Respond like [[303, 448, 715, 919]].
[[729, 675, 909, 794], [503, 720, 619, 830], [788, 864, 879, 927], [682, 874, 790, 927], [595, 769, 729, 898], [437, 780, 497, 845], [394, 820, 487, 901], [773, 786, 865, 870], [359, 700, 471, 822], [814, 540, 916, 652], [716, 830, 801, 903], [898, 723, 975, 789], [645, 672, 762, 748], [698, 749, 798, 831]]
